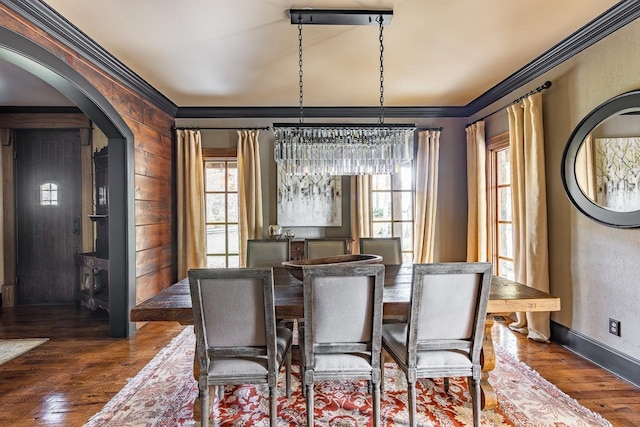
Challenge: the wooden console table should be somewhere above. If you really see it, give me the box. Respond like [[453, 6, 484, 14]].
[[131, 264, 560, 412]]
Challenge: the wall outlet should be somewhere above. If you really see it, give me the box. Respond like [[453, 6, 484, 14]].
[[609, 318, 621, 336]]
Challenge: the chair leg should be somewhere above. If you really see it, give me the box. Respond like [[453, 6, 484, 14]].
[[269, 385, 278, 427], [444, 377, 450, 394], [217, 385, 224, 400], [407, 379, 417, 427], [372, 380, 381, 427], [306, 383, 314, 426], [286, 349, 292, 397], [380, 359, 386, 395], [470, 376, 482, 427], [201, 385, 210, 427]]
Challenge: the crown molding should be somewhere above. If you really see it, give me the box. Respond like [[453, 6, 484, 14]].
[[3, 0, 178, 116], [5, 0, 640, 119], [0, 106, 83, 114]]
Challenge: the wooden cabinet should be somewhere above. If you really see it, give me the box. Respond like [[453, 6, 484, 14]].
[[75, 146, 109, 312], [288, 239, 305, 261]]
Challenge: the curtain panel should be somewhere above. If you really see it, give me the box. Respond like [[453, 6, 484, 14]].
[[413, 130, 440, 263], [237, 130, 263, 267], [508, 92, 551, 342], [350, 175, 372, 252], [466, 121, 488, 262], [176, 129, 206, 279]]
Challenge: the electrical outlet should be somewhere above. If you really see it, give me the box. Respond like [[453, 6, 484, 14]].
[[609, 318, 621, 336]]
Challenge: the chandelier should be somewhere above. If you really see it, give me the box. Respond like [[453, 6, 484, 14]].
[[274, 9, 415, 176]]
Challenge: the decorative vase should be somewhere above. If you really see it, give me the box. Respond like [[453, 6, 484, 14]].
[[268, 225, 283, 240]]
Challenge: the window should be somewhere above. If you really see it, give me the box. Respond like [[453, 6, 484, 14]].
[[203, 149, 239, 268], [371, 161, 414, 262], [40, 182, 59, 206], [487, 133, 514, 280]]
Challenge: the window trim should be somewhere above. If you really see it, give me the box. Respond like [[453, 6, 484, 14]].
[[487, 132, 512, 278]]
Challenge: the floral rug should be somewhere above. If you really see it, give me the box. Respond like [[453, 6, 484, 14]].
[[85, 327, 611, 426], [0, 338, 48, 366]]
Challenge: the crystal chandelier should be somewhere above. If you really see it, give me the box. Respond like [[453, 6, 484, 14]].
[[274, 9, 415, 176]]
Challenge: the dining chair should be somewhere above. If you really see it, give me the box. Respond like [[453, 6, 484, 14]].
[[188, 267, 293, 427], [299, 263, 385, 427], [359, 237, 403, 264], [246, 239, 290, 267], [304, 238, 348, 259], [381, 262, 492, 427]]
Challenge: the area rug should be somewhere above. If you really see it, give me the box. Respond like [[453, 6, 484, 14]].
[[0, 338, 48, 366], [85, 327, 611, 426]]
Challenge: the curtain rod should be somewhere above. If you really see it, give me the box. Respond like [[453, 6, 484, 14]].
[[173, 126, 271, 131], [416, 127, 443, 132], [466, 81, 552, 127]]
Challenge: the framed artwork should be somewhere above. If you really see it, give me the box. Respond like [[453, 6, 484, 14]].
[[277, 166, 342, 226]]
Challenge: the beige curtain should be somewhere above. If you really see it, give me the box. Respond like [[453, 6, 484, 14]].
[[238, 130, 263, 267], [176, 129, 206, 279], [350, 176, 372, 253], [508, 92, 551, 342], [414, 129, 441, 263], [575, 133, 596, 200], [466, 121, 488, 262]]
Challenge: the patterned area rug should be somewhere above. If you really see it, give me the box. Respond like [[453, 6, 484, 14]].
[[0, 338, 48, 366], [85, 327, 611, 426]]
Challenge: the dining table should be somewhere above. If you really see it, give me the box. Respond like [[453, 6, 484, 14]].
[[130, 264, 560, 412]]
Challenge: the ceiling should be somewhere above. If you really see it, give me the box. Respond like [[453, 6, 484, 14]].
[[1, 0, 622, 109]]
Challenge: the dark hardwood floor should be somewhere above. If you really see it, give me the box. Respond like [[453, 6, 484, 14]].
[[0, 305, 638, 426]]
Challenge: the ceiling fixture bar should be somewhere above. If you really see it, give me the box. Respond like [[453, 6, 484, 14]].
[[289, 9, 393, 26]]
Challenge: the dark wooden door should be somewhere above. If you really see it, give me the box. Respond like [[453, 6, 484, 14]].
[[16, 129, 82, 305]]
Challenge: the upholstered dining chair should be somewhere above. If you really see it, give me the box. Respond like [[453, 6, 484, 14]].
[[359, 237, 403, 264], [246, 239, 290, 267], [299, 263, 385, 427], [304, 238, 348, 259], [188, 268, 293, 427], [381, 262, 492, 427]]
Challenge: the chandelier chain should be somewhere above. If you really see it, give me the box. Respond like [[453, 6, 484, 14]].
[[298, 18, 304, 124], [378, 16, 385, 124]]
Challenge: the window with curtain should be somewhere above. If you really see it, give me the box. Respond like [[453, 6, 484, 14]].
[[203, 149, 239, 268], [487, 133, 514, 280], [371, 161, 414, 262]]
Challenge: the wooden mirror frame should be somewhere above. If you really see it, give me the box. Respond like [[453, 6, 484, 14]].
[[561, 90, 640, 228]]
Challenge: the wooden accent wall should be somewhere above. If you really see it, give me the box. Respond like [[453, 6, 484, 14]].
[[1, 6, 177, 307]]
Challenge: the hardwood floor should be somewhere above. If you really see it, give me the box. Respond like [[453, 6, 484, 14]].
[[0, 305, 638, 426]]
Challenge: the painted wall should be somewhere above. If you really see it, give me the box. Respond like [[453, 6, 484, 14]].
[[472, 19, 640, 360], [176, 117, 469, 263]]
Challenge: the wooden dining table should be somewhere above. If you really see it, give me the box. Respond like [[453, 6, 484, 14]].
[[130, 264, 560, 410]]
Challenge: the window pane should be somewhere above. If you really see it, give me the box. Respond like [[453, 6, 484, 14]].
[[393, 192, 413, 220], [498, 259, 514, 280], [498, 223, 513, 258], [402, 253, 413, 264], [498, 187, 512, 221], [207, 256, 226, 268], [227, 255, 240, 268], [227, 194, 238, 222], [372, 192, 391, 220], [227, 224, 239, 253], [393, 222, 413, 251], [372, 174, 390, 191], [205, 162, 226, 191], [497, 149, 510, 185], [227, 162, 238, 191], [206, 225, 227, 253], [205, 194, 226, 222], [392, 163, 413, 190], [372, 222, 391, 237]]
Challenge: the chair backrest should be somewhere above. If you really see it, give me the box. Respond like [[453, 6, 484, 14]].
[[246, 239, 290, 267], [302, 264, 385, 363], [359, 237, 402, 264], [304, 238, 348, 259], [188, 268, 277, 369], [407, 262, 492, 365]]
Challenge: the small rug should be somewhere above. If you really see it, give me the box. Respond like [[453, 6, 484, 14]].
[[85, 328, 611, 426], [0, 338, 48, 366]]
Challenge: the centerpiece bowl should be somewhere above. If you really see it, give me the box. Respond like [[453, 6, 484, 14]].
[[282, 254, 383, 281]]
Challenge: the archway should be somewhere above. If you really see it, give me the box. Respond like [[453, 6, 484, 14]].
[[0, 27, 135, 338]]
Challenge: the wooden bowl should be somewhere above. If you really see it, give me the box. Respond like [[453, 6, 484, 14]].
[[281, 254, 383, 281]]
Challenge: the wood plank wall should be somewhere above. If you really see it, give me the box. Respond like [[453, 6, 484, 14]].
[[0, 5, 177, 307]]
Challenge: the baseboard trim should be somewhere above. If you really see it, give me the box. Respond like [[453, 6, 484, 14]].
[[550, 320, 640, 388]]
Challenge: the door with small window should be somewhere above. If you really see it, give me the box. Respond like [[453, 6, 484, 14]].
[[15, 129, 83, 304]]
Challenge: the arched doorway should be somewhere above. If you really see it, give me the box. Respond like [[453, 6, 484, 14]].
[[0, 27, 135, 338]]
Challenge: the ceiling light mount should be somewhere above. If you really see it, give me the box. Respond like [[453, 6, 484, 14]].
[[289, 9, 393, 26]]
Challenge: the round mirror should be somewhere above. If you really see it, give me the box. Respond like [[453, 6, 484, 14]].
[[562, 90, 640, 228]]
